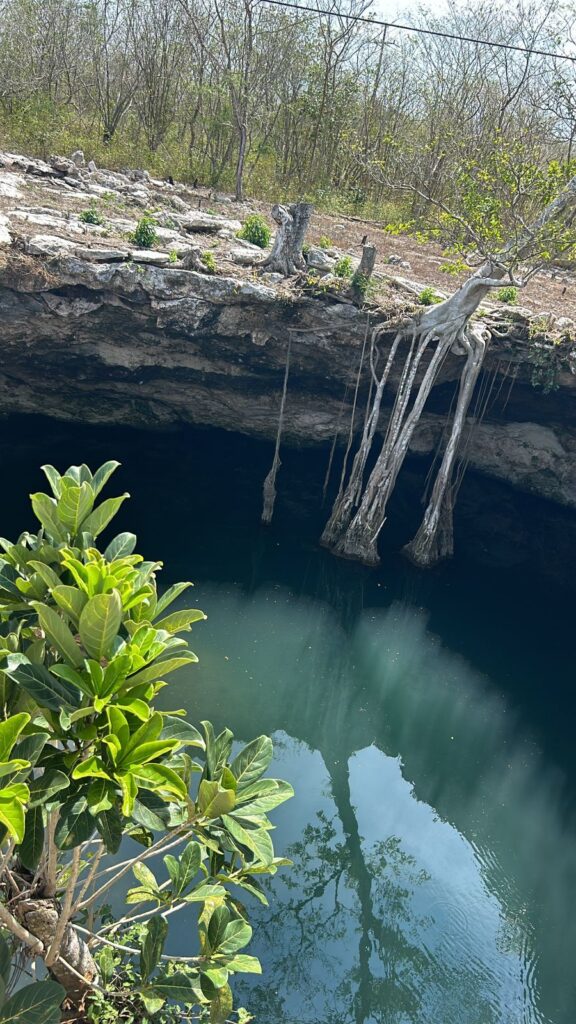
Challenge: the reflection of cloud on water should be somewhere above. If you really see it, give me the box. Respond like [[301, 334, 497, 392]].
[[166, 584, 576, 1024]]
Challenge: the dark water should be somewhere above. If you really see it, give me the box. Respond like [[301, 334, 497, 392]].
[[2, 416, 576, 1024]]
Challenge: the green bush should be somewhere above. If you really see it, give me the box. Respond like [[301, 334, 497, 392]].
[[318, 235, 333, 249], [168, 249, 179, 263], [130, 214, 158, 248], [79, 206, 104, 226], [0, 462, 292, 1023], [334, 255, 353, 278], [418, 286, 443, 306], [200, 251, 217, 273], [496, 285, 519, 304], [237, 213, 271, 249]]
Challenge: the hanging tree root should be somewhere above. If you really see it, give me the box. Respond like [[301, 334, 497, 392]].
[[322, 265, 500, 565], [260, 202, 313, 276], [403, 325, 487, 567], [261, 337, 292, 524]]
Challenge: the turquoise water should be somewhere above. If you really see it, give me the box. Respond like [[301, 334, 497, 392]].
[[2, 418, 576, 1024]]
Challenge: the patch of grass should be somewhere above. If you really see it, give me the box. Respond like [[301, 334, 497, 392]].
[[237, 213, 271, 249], [418, 286, 443, 306], [168, 249, 179, 263], [318, 235, 333, 249]]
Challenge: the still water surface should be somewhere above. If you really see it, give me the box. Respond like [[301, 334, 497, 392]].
[[2, 418, 575, 1024]]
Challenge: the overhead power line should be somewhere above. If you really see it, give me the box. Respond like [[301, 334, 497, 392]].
[[257, 0, 576, 62]]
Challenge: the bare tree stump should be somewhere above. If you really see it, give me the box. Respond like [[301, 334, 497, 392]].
[[350, 244, 376, 304], [261, 203, 313, 276]]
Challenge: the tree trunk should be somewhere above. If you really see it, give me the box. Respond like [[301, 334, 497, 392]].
[[261, 203, 313, 276], [16, 899, 98, 1006]]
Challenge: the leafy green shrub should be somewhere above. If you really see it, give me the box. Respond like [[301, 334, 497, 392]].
[[79, 206, 104, 226], [168, 249, 179, 263], [418, 286, 443, 306], [496, 285, 518, 304], [0, 462, 292, 1023], [318, 235, 333, 249], [334, 255, 353, 278], [237, 213, 271, 249], [130, 214, 157, 248], [200, 250, 217, 273]]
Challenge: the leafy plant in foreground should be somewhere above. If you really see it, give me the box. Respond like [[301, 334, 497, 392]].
[[0, 462, 292, 1023]]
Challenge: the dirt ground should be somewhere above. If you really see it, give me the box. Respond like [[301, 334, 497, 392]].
[[1, 155, 575, 321]]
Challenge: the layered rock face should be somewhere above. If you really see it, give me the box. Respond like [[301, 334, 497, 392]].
[[0, 151, 574, 513]]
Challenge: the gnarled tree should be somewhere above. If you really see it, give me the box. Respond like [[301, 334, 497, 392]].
[[322, 173, 576, 566]]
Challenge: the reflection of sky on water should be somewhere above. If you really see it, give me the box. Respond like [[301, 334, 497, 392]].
[[163, 583, 576, 1024]]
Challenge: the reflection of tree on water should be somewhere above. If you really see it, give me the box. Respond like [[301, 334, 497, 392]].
[[169, 584, 576, 1024]]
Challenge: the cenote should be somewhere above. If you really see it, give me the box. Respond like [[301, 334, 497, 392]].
[[2, 415, 576, 1024]]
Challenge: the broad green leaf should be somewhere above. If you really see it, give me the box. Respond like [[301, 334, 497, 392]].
[[160, 715, 204, 748], [176, 840, 202, 894], [231, 736, 273, 789], [91, 461, 121, 497], [0, 980, 65, 1024], [153, 608, 206, 633], [131, 763, 188, 801], [80, 494, 129, 539], [207, 906, 233, 953], [79, 590, 122, 660], [202, 722, 233, 781], [30, 493, 67, 542], [183, 883, 225, 903], [96, 807, 122, 853], [234, 779, 294, 814], [219, 918, 252, 954], [0, 760, 29, 780], [51, 585, 88, 624], [221, 814, 274, 866], [140, 916, 168, 981], [28, 770, 70, 807], [133, 861, 157, 890], [147, 973, 198, 1002], [153, 582, 193, 619], [27, 561, 61, 591], [3, 655, 81, 711], [198, 780, 236, 819], [0, 784, 29, 842], [87, 779, 115, 814], [226, 953, 262, 974], [104, 532, 137, 560], [30, 602, 84, 668], [72, 756, 111, 781], [57, 481, 94, 533], [131, 794, 171, 832], [19, 804, 44, 871], [0, 713, 30, 760], [41, 465, 62, 498], [55, 797, 95, 850], [126, 655, 197, 688]]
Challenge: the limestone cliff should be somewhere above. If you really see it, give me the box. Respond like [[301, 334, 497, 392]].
[[0, 150, 575, 512]]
